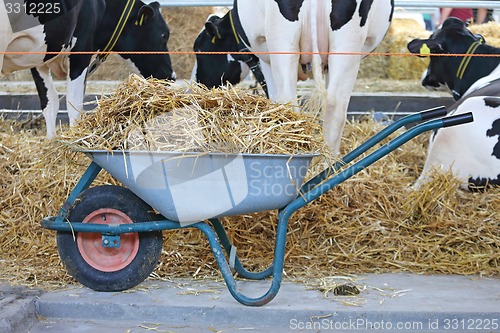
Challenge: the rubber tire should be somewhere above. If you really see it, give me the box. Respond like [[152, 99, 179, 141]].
[[56, 185, 163, 291]]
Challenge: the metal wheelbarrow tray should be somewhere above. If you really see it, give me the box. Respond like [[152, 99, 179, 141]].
[[41, 107, 473, 306]]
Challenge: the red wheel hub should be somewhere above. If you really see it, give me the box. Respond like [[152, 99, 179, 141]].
[[77, 208, 139, 272]]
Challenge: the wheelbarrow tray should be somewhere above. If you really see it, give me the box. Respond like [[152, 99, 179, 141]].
[[83, 150, 317, 224]]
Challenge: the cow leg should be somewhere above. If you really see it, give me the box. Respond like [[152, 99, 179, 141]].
[[323, 52, 363, 155], [253, 2, 301, 104], [266, 54, 299, 104], [31, 66, 59, 139], [259, 61, 278, 100], [414, 128, 470, 190], [66, 67, 88, 126], [263, 28, 300, 104]]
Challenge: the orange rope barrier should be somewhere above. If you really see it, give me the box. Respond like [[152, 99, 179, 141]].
[[1, 50, 500, 57]]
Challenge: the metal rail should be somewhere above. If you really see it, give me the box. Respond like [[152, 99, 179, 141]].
[[155, 0, 500, 9]]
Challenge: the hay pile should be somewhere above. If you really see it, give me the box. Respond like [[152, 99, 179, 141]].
[[0, 86, 499, 289], [60, 74, 325, 155], [469, 21, 500, 47]]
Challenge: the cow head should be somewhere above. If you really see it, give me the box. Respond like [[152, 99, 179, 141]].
[[192, 12, 249, 88], [117, 1, 175, 81], [407, 17, 487, 99]]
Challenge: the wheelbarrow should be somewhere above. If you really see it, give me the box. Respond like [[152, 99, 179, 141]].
[[41, 106, 473, 306]]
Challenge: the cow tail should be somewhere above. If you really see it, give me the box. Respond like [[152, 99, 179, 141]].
[[303, 0, 327, 120]]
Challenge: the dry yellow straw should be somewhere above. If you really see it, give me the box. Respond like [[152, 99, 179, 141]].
[[60, 74, 326, 156]]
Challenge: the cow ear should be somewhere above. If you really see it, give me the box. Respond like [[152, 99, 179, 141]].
[[442, 17, 466, 30], [135, 5, 155, 26], [407, 39, 444, 57], [205, 21, 222, 42]]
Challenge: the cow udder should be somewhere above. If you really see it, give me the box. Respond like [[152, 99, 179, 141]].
[[298, 1, 329, 66]]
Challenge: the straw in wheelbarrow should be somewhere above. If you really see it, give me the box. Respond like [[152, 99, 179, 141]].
[[59, 74, 327, 156]]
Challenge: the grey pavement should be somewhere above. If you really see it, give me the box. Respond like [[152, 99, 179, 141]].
[[1, 273, 499, 333], [0, 285, 41, 333]]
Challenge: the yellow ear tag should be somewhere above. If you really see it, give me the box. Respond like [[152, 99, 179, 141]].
[[420, 43, 431, 56], [135, 15, 145, 26], [211, 36, 217, 44]]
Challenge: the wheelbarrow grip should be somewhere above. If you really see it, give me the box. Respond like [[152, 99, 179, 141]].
[[420, 106, 448, 120], [442, 112, 474, 128]]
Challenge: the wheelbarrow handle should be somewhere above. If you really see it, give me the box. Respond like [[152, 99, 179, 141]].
[[292, 111, 475, 212], [300, 105, 449, 194], [420, 105, 448, 121], [442, 112, 474, 127]]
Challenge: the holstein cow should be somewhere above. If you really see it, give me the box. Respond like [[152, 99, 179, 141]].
[[408, 17, 500, 190], [192, 0, 394, 155], [1, 0, 175, 138]]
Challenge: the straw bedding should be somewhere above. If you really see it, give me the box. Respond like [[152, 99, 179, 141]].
[[0, 76, 498, 289]]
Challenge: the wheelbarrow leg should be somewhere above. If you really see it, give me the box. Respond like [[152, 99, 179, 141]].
[[196, 212, 292, 306], [208, 218, 274, 280], [59, 161, 102, 218], [42, 161, 102, 229]]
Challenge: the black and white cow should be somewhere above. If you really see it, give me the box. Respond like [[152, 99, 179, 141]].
[[408, 17, 500, 189], [192, 0, 394, 155], [1, 0, 175, 138]]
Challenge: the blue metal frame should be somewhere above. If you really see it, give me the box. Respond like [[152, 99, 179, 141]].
[[41, 107, 473, 306]]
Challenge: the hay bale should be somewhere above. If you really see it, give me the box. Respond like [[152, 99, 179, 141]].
[[0, 69, 33, 81], [386, 19, 431, 80], [358, 38, 391, 79], [358, 18, 430, 80], [469, 22, 500, 47]]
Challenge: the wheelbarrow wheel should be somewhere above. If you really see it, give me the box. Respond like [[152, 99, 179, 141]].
[[56, 185, 163, 291]]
